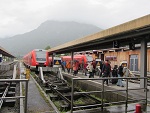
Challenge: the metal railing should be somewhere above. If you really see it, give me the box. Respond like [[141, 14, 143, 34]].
[[0, 79, 29, 113], [71, 77, 148, 113]]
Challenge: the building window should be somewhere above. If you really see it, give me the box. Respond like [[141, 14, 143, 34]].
[[105, 56, 117, 61]]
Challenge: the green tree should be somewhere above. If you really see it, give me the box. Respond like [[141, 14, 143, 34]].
[[45, 46, 51, 50]]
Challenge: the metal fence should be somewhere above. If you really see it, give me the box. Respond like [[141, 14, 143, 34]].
[[71, 77, 148, 113], [0, 79, 29, 113]]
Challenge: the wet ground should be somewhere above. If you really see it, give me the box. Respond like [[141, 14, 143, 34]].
[[20, 63, 57, 113], [64, 71, 150, 113], [20, 64, 150, 113]]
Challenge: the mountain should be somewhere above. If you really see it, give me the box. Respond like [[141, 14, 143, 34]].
[[0, 21, 102, 57]]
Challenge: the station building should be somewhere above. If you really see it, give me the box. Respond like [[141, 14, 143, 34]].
[[88, 44, 150, 72]]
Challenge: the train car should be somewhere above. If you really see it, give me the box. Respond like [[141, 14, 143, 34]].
[[61, 54, 93, 69], [61, 56, 83, 63], [23, 49, 49, 71], [49, 57, 52, 67], [61, 55, 93, 63]]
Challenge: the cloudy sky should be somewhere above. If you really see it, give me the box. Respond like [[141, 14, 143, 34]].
[[0, 0, 150, 38]]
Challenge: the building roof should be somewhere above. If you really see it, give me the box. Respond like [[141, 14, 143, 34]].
[[48, 14, 150, 54], [0, 46, 15, 58]]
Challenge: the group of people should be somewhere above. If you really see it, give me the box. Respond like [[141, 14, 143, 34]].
[[100, 60, 125, 87], [86, 59, 125, 87], [61, 59, 130, 87], [61, 60, 80, 76]]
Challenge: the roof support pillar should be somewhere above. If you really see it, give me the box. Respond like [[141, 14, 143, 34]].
[[52, 52, 56, 67], [71, 51, 74, 73], [140, 37, 147, 88]]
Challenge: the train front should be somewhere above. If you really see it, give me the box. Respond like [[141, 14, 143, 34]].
[[34, 49, 49, 68]]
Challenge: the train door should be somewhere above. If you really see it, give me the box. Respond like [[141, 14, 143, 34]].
[[129, 55, 138, 71]]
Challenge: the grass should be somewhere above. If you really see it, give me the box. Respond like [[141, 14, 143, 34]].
[[74, 98, 85, 105], [53, 101, 67, 113]]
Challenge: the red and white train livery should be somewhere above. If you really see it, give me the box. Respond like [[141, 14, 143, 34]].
[[23, 49, 49, 70]]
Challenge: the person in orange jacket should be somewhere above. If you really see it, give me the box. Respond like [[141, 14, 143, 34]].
[[73, 60, 79, 76], [66, 61, 71, 73]]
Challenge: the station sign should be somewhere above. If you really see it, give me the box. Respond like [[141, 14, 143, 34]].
[[53, 57, 61, 66]]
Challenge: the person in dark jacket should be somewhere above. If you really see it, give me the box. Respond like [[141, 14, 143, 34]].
[[111, 65, 118, 84], [117, 63, 124, 87], [92, 60, 96, 76], [118, 64, 124, 77], [102, 60, 111, 86], [99, 60, 104, 77]]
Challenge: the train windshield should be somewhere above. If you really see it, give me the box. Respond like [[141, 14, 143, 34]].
[[36, 51, 46, 61]]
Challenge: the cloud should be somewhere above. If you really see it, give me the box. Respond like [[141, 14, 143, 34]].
[[0, 0, 150, 38]]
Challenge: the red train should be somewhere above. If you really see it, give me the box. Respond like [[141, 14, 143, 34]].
[[61, 55, 93, 64], [48, 55, 93, 68], [23, 49, 49, 70]]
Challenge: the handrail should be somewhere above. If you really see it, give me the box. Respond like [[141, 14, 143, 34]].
[[0, 79, 28, 113], [0, 85, 9, 109], [71, 77, 148, 113]]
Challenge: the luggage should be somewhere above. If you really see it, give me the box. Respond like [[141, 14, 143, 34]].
[[111, 78, 118, 84]]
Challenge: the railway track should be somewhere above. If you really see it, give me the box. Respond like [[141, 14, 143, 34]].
[[34, 72, 109, 112], [31, 67, 150, 112], [0, 63, 20, 113], [0, 82, 16, 108]]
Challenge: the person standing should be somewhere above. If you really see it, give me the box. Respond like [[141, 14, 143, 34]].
[[99, 60, 104, 77], [102, 60, 111, 86], [92, 60, 96, 76], [111, 65, 118, 84], [73, 60, 78, 76], [86, 61, 94, 78], [61, 61, 66, 72], [117, 63, 124, 87], [84, 62, 88, 76], [66, 61, 71, 73]]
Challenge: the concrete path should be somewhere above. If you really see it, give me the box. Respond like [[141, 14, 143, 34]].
[[20, 62, 57, 113], [27, 76, 55, 113]]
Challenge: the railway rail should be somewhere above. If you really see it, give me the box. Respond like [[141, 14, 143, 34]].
[[0, 62, 20, 113], [34, 72, 108, 112], [30, 66, 149, 113]]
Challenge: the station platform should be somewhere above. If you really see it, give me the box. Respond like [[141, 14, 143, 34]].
[[62, 71, 150, 113], [20, 63, 58, 113]]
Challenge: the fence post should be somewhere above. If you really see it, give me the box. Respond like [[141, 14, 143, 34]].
[[24, 80, 28, 113], [125, 78, 128, 112], [101, 79, 104, 111], [71, 78, 74, 113]]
